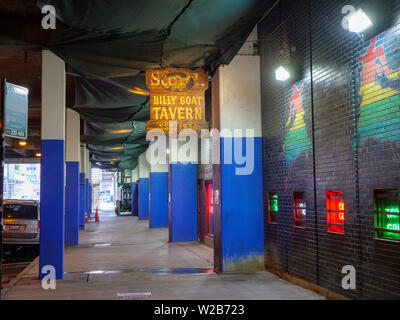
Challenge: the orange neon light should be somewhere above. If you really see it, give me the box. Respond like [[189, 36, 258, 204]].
[[127, 86, 149, 96]]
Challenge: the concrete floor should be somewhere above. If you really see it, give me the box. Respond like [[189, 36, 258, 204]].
[[2, 211, 324, 300]]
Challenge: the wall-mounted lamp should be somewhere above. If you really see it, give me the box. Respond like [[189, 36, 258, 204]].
[[19, 141, 27, 147], [275, 66, 290, 81], [348, 8, 373, 34], [35, 153, 42, 157]]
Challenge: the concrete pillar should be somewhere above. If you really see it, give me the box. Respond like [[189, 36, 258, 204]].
[[65, 109, 80, 246], [131, 167, 139, 216], [79, 144, 87, 229], [212, 28, 264, 272], [149, 140, 169, 228], [169, 138, 198, 242], [40, 50, 66, 279], [138, 152, 150, 220], [85, 148, 91, 217]]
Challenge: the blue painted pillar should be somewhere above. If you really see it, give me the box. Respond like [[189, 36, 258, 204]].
[[138, 152, 150, 220], [65, 109, 81, 246], [212, 52, 264, 272], [220, 137, 264, 271], [148, 139, 169, 228], [85, 179, 89, 218], [89, 184, 92, 217], [40, 50, 66, 279], [131, 167, 138, 216], [169, 138, 198, 242], [79, 144, 88, 228], [85, 149, 92, 217], [131, 182, 138, 216], [150, 166, 169, 228], [79, 173, 86, 230], [150, 172, 169, 227]]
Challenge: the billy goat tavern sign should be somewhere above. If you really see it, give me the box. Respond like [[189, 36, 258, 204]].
[[145, 68, 209, 136]]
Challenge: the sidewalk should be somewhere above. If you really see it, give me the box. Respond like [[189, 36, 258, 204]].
[[2, 211, 324, 300]]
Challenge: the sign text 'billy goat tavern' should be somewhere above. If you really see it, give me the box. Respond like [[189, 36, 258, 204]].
[[145, 68, 209, 136]]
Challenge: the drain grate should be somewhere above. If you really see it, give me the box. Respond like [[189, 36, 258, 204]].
[[93, 243, 112, 248], [117, 292, 152, 300]]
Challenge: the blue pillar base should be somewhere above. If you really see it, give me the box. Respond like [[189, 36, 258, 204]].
[[79, 173, 86, 230], [89, 184, 92, 217], [131, 182, 138, 216], [85, 179, 89, 218], [170, 163, 197, 242], [39, 139, 65, 279], [150, 172, 169, 228], [65, 161, 80, 246], [138, 178, 149, 220], [220, 137, 264, 272]]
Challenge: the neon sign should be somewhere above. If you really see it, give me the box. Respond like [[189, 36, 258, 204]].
[[374, 189, 400, 241], [326, 190, 345, 234]]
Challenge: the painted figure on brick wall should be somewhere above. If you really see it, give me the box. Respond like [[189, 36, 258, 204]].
[[358, 35, 400, 145], [283, 82, 311, 165]]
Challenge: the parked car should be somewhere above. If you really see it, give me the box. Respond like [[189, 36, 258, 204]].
[[2, 200, 40, 245]]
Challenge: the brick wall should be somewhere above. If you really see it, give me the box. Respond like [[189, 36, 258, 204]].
[[259, 0, 400, 299]]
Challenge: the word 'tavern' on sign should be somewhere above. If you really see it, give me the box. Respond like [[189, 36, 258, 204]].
[[151, 106, 202, 121]]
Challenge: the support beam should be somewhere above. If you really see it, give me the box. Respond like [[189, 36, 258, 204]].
[[149, 140, 169, 228], [65, 109, 80, 246], [85, 148, 91, 217], [40, 50, 66, 279], [131, 167, 138, 216], [79, 144, 87, 229], [138, 152, 150, 220], [212, 29, 264, 272], [169, 139, 198, 242]]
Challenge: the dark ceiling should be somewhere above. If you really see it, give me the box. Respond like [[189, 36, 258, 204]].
[[0, 0, 275, 170]]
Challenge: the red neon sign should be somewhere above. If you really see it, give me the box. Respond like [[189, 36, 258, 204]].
[[327, 191, 345, 234]]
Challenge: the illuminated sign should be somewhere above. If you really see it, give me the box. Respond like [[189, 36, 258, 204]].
[[326, 190, 345, 234], [374, 190, 400, 241], [3, 81, 29, 139], [145, 68, 209, 135], [268, 193, 278, 223]]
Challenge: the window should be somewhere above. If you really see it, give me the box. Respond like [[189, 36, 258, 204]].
[[4, 204, 38, 220], [268, 193, 278, 223], [4, 163, 41, 200], [293, 192, 306, 227], [326, 190, 345, 234], [374, 189, 400, 241]]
